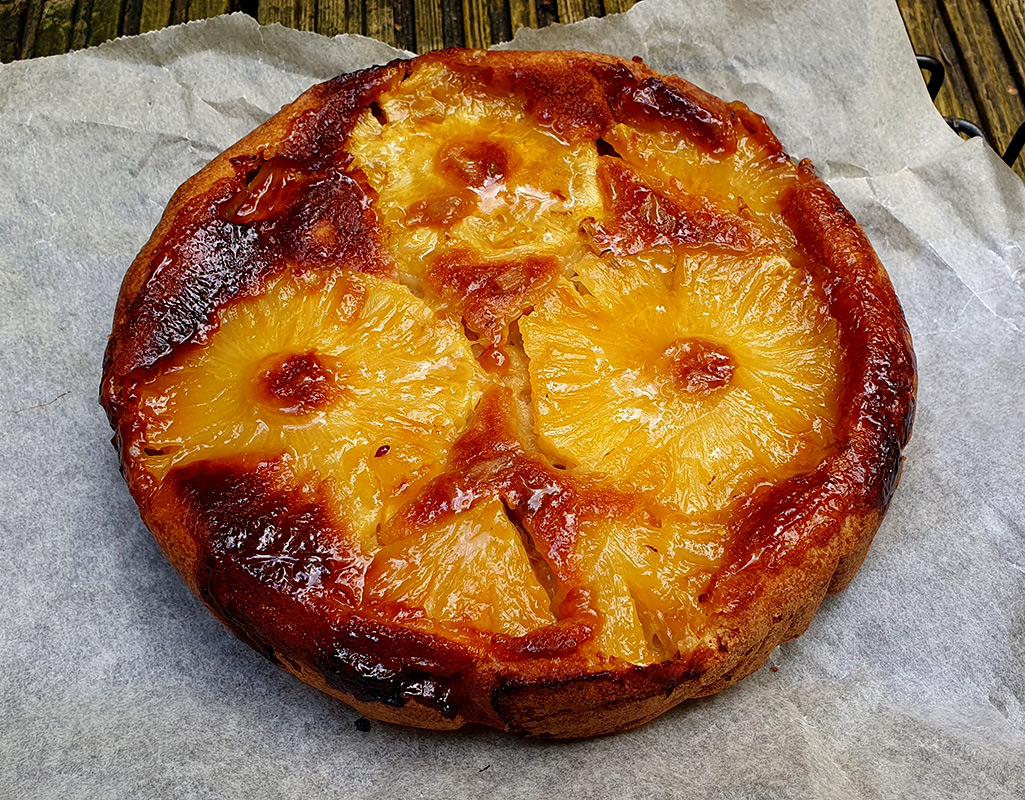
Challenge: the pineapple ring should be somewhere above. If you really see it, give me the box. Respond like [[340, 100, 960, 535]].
[[101, 50, 916, 738], [520, 252, 841, 518]]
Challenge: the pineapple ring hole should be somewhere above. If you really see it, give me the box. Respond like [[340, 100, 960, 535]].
[[257, 351, 341, 415], [659, 338, 736, 396]]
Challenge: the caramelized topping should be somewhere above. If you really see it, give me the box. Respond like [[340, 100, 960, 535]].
[[105, 52, 914, 681], [593, 159, 767, 255], [660, 338, 736, 395], [425, 251, 560, 345], [438, 140, 510, 188], [258, 351, 340, 414], [221, 156, 305, 224], [405, 191, 476, 228], [478, 343, 510, 375]]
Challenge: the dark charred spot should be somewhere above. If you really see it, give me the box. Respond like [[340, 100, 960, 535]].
[[259, 351, 340, 415], [318, 617, 471, 717], [660, 338, 736, 395], [174, 459, 360, 599]]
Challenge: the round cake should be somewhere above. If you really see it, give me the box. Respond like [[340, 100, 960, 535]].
[[100, 49, 917, 737]]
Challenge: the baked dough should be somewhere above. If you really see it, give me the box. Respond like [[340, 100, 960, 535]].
[[101, 49, 916, 737]]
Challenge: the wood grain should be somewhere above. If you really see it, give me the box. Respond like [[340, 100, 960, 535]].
[[189, 0, 230, 20], [556, 0, 599, 25], [462, 0, 490, 48], [257, 0, 292, 25], [70, 0, 93, 50], [139, 0, 171, 31], [896, 0, 980, 124], [602, 0, 635, 15], [86, 0, 121, 45], [507, 0, 536, 36], [0, 0, 28, 62], [365, 0, 396, 46], [987, 0, 1025, 93], [317, 0, 359, 36], [940, 0, 1025, 176], [19, 0, 42, 57], [414, 0, 444, 50], [34, 0, 77, 55]]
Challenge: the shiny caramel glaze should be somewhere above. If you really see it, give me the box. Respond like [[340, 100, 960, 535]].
[[101, 50, 916, 737]]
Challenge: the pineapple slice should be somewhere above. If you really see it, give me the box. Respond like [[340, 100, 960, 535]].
[[520, 252, 840, 517], [601, 121, 798, 248], [132, 269, 487, 552], [365, 497, 556, 638], [347, 61, 602, 282], [574, 517, 724, 666]]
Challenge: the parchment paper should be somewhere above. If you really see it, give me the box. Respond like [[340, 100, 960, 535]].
[[2, 2, 1023, 797]]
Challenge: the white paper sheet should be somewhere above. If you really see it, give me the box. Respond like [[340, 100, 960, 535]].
[[1, 2, 1023, 797]]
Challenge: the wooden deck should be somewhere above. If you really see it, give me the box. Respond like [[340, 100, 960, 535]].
[[1, 0, 1023, 178]]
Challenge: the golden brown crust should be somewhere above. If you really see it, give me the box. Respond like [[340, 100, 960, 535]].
[[101, 49, 916, 738]]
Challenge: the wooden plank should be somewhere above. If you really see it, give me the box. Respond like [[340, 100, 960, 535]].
[[413, 0, 444, 50], [69, 0, 93, 50], [507, 0, 537, 36], [896, 0, 981, 124], [32, 0, 75, 55], [487, 0, 510, 45], [296, 0, 314, 30], [555, 0, 580, 24], [86, 0, 121, 45], [940, 0, 1025, 177], [317, 0, 359, 36], [365, 0, 396, 45], [169, 0, 186, 24], [462, 0, 489, 48], [121, 0, 141, 35], [393, 0, 416, 51], [602, 0, 635, 15], [987, 0, 1025, 95], [189, 0, 230, 21], [536, 0, 557, 29], [0, 0, 28, 62], [18, 0, 42, 58], [258, 0, 294, 25], [139, 0, 171, 31], [440, 0, 463, 47]]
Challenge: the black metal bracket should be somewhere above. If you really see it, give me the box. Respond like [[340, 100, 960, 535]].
[[917, 53, 1024, 168]]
